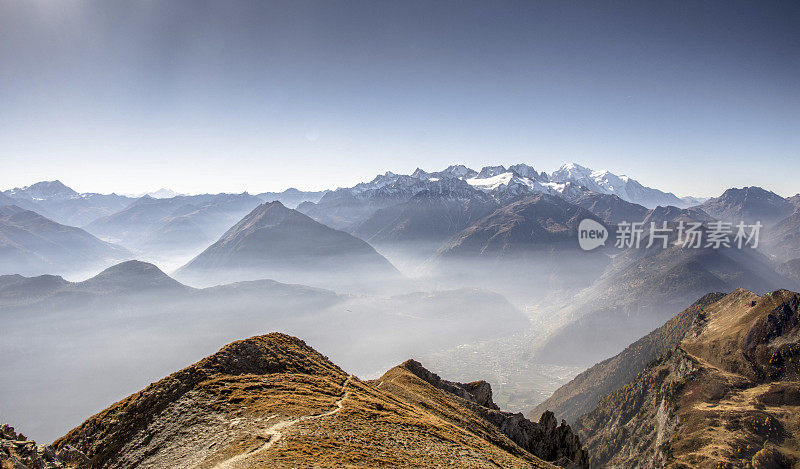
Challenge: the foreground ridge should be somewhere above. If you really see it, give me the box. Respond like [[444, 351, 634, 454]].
[[50, 332, 578, 468]]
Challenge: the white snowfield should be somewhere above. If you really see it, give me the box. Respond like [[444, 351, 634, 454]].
[[339, 162, 693, 208]]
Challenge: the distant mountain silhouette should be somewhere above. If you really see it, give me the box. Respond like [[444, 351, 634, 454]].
[[85, 193, 263, 255], [0, 205, 130, 276], [79, 260, 188, 293], [698, 186, 794, 226], [256, 188, 328, 209], [763, 209, 800, 262], [3, 180, 135, 226]]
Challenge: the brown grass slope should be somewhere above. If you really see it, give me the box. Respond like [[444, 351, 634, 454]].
[[575, 289, 800, 468], [55, 333, 558, 468], [531, 292, 727, 424]]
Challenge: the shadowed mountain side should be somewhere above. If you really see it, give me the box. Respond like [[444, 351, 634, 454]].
[[175, 202, 400, 291], [0, 192, 50, 217], [575, 289, 800, 468], [433, 194, 600, 259], [533, 230, 794, 367], [641, 205, 715, 225], [0, 205, 131, 277], [351, 189, 499, 270], [53, 333, 567, 468], [762, 209, 800, 263], [777, 258, 800, 288]]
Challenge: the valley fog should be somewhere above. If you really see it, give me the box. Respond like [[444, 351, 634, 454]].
[[0, 261, 542, 442]]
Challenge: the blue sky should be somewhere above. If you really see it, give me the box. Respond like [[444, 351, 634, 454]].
[[1, 0, 797, 197]]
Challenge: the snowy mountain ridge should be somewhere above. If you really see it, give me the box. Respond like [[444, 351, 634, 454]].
[[340, 163, 691, 208]]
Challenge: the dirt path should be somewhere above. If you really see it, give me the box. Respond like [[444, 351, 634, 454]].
[[213, 375, 353, 469]]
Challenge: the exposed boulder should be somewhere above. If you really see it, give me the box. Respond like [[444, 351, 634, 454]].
[[1, 424, 90, 469]]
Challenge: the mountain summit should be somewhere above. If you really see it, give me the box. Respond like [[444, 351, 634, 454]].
[[176, 202, 399, 288], [698, 186, 794, 226], [5, 180, 79, 201], [79, 260, 187, 293]]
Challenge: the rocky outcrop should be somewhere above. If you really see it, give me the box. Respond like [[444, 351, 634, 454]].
[[400, 359, 499, 409], [1, 424, 90, 469], [400, 359, 588, 468]]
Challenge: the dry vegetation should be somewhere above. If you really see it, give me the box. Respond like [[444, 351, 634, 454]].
[[54, 333, 554, 468], [576, 289, 800, 468]]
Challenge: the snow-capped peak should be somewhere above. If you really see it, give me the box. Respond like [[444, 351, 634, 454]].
[[550, 163, 686, 208]]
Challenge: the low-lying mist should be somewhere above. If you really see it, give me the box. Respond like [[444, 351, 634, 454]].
[[0, 270, 527, 443]]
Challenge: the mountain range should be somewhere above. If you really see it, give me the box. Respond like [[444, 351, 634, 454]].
[[295, 163, 700, 234], [84, 193, 264, 260], [3, 181, 136, 227]]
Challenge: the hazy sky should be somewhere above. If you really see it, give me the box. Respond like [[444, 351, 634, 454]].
[[1, 0, 798, 197]]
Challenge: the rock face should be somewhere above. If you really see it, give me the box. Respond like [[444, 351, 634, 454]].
[[54, 333, 557, 468], [400, 360, 588, 468], [1, 424, 90, 469], [575, 289, 800, 468], [400, 359, 500, 409]]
